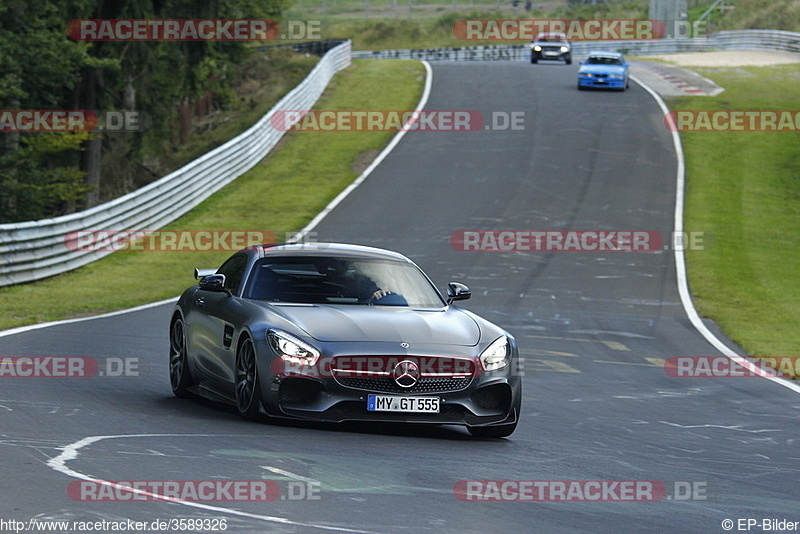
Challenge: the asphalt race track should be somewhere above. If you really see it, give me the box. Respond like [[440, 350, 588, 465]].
[[1, 62, 798, 534]]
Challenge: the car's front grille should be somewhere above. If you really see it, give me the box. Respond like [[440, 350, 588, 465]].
[[336, 375, 473, 394], [330, 355, 475, 394]]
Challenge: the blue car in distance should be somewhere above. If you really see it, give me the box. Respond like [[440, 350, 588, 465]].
[[577, 51, 630, 91]]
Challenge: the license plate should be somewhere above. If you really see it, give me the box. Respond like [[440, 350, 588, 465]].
[[544, 51, 558, 56], [367, 395, 440, 413]]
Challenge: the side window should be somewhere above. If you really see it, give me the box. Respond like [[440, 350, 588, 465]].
[[216, 254, 248, 295]]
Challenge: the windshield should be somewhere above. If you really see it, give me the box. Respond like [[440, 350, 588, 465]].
[[586, 56, 622, 65], [536, 33, 566, 42], [244, 256, 445, 307]]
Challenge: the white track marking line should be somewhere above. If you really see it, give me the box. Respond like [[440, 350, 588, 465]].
[[260, 466, 320, 484], [47, 433, 384, 533], [631, 74, 800, 395]]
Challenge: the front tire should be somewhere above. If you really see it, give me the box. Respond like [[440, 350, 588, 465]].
[[235, 336, 262, 420], [169, 316, 193, 398]]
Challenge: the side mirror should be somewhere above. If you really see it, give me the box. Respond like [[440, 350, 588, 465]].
[[198, 273, 228, 293], [447, 282, 471, 304], [194, 268, 217, 280]]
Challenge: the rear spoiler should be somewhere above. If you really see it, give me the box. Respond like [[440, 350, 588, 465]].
[[194, 268, 217, 280]]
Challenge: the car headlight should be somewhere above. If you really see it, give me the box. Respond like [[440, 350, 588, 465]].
[[533, 45, 542, 51], [582, 73, 593, 77], [609, 74, 623, 79], [268, 329, 320, 366], [480, 336, 510, 371], [560, 46, 569, 52]]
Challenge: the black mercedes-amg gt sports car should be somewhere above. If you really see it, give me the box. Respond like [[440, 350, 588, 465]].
[[169, 243, 521, 438]]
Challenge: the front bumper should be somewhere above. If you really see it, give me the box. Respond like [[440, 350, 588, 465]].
[[274, 378, 518, 426], [257, 346, 521, 427], [578, 75, 626, 89], [532, 49, 571, 61]]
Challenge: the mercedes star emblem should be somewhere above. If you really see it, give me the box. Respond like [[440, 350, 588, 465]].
[[392, 360, 420, 388]]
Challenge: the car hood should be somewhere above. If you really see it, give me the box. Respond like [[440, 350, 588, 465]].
[[579, 64, 626, 75], [269, 304, 482, 346]]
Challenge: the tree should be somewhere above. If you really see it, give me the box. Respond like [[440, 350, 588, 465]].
[[1, 0, 291, 222], [0, 0, 114, 221]]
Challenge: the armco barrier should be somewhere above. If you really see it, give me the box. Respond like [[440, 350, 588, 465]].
[[351, 30, 800, 61], [0, 40, 351, 287]]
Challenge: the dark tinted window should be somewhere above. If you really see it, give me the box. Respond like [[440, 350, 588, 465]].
[[536, 33, 567, 42], [586, 56, 622, 65], [216, 254, 248, 295], [245, 256, 444, 308]]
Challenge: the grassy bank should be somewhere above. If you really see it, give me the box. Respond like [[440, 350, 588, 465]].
[[717, 0, 800, 32], [667, 64, 800, 362], [87, 51, 319, 208], [0, 59, 426, 330]]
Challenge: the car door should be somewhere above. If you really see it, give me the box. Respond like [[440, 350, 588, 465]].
[[189, 253, 249, 391]]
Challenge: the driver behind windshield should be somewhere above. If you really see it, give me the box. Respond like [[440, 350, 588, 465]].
[[248, 257, 411, 305], [321, 259, 398, 304]]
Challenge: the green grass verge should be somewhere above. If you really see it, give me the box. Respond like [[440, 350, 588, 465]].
[[153, 51, 320, 176], [0, 59, 426, 330], [94, 50, 318, 208], [667, 64, 800, 365]]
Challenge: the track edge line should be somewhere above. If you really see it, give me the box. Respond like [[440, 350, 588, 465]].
[[630, 74, 800, 395]]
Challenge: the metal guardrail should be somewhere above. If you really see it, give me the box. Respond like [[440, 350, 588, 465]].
[[0, 40, 351, 287], [351, 29, 800, 61]]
